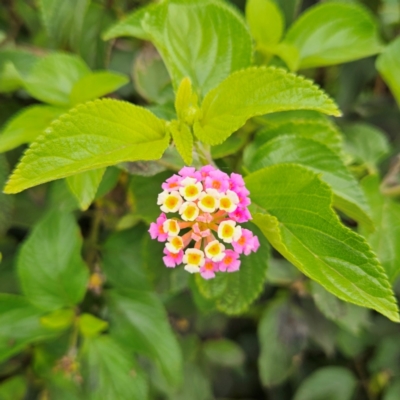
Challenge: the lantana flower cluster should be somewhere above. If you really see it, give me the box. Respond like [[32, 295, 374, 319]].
[[148, 166, 260, 280]]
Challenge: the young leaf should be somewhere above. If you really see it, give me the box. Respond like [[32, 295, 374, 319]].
[[24, 53, 90, 106], [18, 211, 89, 311], [0, 294, 53, 362], [284, 2, 383, 69], [203, 339, 245, 368], [0, 155, 12, 235], [343, 123, 390, 171], [0, 105, 66, 153], [193, 67, 341, 145], [360, 175, 400, 282], [376, 36, 400, 107], [4, 99, 168, 194], [70, 71, 129, 105], [78, 314, 108, 338], [246, 0, 284, 48], [245, 164, 399, 322], [140, 0, 253, 96], [246, 135, 373, 228], [174, 77, 198, 123], [258, 296, 307, 386], [66, 168, 106, 210], [81, 335, 148, 400], [107, 289, 183, 387], [196, 223, 270, 315], [293, 367, 357, 400], [168, 122, 193, 165]]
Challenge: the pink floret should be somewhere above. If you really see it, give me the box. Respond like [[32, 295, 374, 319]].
[[229, 173, 245, 190], [200, 259, 218, 280], [178, 166, 201, 180], [163, 248, 183, 268], [232, 229, 259, 255], [162, 174, 182, 191], [200, 165, 216, 179], [204, 170, 230, 192], [229, 207, 252, 223], [218, 250, 241, 272], [148, 213, 168, 242]]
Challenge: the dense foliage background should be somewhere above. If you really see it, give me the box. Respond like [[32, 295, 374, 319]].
[[0, 0, 400, 399]]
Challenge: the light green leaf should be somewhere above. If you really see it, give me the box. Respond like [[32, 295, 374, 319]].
[[0, 294, 53, 362], [67, 168, 106, 210], [310, 281, 370, 335], [284, 2, 383, 69], [245, 164, 399, 322], [203, 339, 245, 367], [246, 135, 372, 227], [343, 123, 390, 171], [140, 0, 253, 96], [4, 99, 168, 194], [294, 367, 357, 400], [70, 71, 128, 105], [81, 335, 148, 400], [246, 0, 284, 47], [258, 296, 306, 386], [377, 36, 400, 107], [0, 49, 38, 93], [384, 379, 400, 400], [0, 155, 13, 235], [40, 309, 75, 331], [24, 53, 90, 106], [196, 223, 270, 315], [168, 122, 193, 165], [0, 105, 66, 153], [133, 46, 174, 104], [103, 3, 158, 41], [79, 313, 108, 338], [361, 175, 400, 282], [101, 226, 150, 291], [18, 211, 89, 311], [194, 67, 340, 145], [107, 290, 183, 387], [211, 134, 246, 159], [0, 375, 27, 400], [39, 0, 90, 49]]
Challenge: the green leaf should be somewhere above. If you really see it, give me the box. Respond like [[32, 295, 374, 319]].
[[384, 379, 400, 400], [0, 294, 53, 362], [140, 0, 253, 96], [246, 0, 284, 47], [24, 53, 90, 106], [293, 367, 357, 400], [196, 223, 270, 315], [70, 71, 128, 105], [376, 36, 400, 107], [133, 45, 174, 104], [81, 335, 148, 400], [193, 67, 340, 145], [310, 281, 369, 335], [18, 211, 89, 311], [39, 0, 90, 49], [343, 123, 390, 171], [0, 155, 13, 235], [258, 295, 306, 386], [103, 3, 158, 41], [0, 105, 66, 153], [101, 226, 150, 291], [211, 134, 246, 159], [4, 99, 168, 194], [66, 168, 106, 210], [203, 339, 245, 367], [284, 2, 383, 69], [246, 135, 372, 227], [168, 122, 193, 165], [79, 314, 108, 338], [0, 49, 38, 93], [0, 376, 27, 400], [40, 309, 75, 331], [245, 164, 399, 322], [361, 175, 400, 282], [107, 290, 183, 387]]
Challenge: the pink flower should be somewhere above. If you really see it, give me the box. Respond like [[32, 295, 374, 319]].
[[204, 170, 230, 192], [148, 213, 168, 242], [162, 174, 182, 191], [163, 248, 183, 267], [218, 250, 241, 272], [232, 229, 260, 255], [229, 207, 252, 223], [229, 173, 245, 190], [200, 259, 218, 279], [178, 166, 201, 180], [236, 187, 251, 207], [200, 165, 216, 179]]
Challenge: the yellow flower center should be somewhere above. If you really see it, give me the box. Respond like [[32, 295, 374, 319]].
[[165, 196, 179, 209], [207, 243, 222, 256], [184, 185, 199, 197], [188, 253, 202, 265], [222, 224, 234, 238], [170, 236, 183, 250], [200, 195, 216, 209], [183, 205, 197, 219]]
